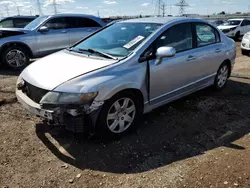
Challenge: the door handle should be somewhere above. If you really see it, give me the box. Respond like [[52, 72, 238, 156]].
[[186, 55, 196, 61], [215, 49, 222, 53], [61, 30, 67, 33]]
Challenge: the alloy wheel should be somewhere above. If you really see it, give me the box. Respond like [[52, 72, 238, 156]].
[[6, 49, 26, 68], [217, 65, 229, 88], [107, 97, 136, 133]]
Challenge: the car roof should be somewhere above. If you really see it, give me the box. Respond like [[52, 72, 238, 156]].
[[1, 16, 36, 20], [228, 19, 244, 21], [120, 17, 200, 24], [46, 14, 105, 25]]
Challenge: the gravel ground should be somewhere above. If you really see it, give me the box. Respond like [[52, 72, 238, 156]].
[[0, 42, 250, 188]]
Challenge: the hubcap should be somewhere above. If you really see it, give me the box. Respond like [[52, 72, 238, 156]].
[[6, 49, 26, 68], [217, 65, 228, 88], [107, 98, 136, 133]]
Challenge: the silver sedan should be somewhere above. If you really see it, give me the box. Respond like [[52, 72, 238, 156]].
[[16, 17, 236, 137]]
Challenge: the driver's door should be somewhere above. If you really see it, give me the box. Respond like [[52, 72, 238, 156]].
[[35, 17, 70, 57], [147, 23, 202, 106]]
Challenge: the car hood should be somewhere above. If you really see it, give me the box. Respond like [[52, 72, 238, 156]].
[[0, 28, 28, 38], [217, 25, 237, 30], [21, 50, 117, 90]]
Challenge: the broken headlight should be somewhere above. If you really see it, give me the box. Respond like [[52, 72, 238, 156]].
[[40, 91, 98, 105]]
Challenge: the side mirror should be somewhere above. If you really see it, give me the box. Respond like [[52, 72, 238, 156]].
[[155, 46, 176, 65], [38, 26, 49, 33]]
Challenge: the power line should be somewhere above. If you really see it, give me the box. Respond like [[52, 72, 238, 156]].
[[175, 0, 189, 16]]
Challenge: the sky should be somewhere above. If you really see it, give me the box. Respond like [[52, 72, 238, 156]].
[[0, 0, 249, 18]]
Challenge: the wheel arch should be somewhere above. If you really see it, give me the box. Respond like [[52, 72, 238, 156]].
[[0, 42, 33, 58], [222, 59, 232, 77], [102, 87, 145, 109]]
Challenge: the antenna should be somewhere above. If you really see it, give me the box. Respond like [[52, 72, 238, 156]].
[[175, 0, 189, 16]]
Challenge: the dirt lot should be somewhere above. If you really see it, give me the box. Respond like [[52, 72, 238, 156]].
[[0, 42, 250, 188]]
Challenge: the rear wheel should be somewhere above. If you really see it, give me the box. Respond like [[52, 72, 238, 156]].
[[96, 91, 142, 138], [214, 63, 230, 90], [1, 45, 29, 70], [242, 49, 250, 56]]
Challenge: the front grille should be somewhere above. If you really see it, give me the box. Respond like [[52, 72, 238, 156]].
[[23, 81, 49, 103]]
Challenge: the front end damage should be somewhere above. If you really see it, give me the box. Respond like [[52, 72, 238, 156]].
[[41, 101, 104, 133], [16, 79, 104, 134]]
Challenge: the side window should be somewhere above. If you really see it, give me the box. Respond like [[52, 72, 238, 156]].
[[241, 20, 246, 26], [0, 19, 14, 28], [14, 18, 33, 28], [155, 23, 193, 53], [246, 20, 250, 25], [44, 18, 69, 30], [78, 18, 101, 28], [195, 23, 218, 47]]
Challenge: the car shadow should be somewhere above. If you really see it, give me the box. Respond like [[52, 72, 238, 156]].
[[0, 69, 21, 76], [35, 79, 250, 174]]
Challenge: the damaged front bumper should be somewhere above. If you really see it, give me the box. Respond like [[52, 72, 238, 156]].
[[16, 89, 103, 133]]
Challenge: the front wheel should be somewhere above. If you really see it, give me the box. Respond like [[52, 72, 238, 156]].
[[96, 91, 142, 138], [214, 63, 230, 90], [1, 46, 29, 70]]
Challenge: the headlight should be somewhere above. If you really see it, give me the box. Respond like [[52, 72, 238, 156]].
[[40, 91, 98, 104], [244, 33, 250, 39]]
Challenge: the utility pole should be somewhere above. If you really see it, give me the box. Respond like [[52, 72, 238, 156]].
[[155, 0, 162, 16], [36, 0, 43, 15], [175, 0, 189, 16], [5, 5, 9, 16], [97, 10, 100, 17], [161, 2, 166, 17], [17, 6, 20, 16], [52, 0, 58, 14]]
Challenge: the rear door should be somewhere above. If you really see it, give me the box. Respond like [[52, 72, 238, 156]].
[[245, 20, 250, 34], [193, 22, 226, 86], [240, 20, 250, 35], [67, 17, 102, 46], [36, 17, 70, 56]]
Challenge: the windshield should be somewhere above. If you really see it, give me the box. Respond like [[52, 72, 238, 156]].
[[24, 16, 48, 30], [72, 22, 162, 57], [222, 20, 241, 26]]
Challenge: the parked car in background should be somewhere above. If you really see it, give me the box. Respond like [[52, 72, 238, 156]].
[[218, 19, 250, 39], [0, 14, 105, 69], [241, 31, 250, 55], [16, 17, 236, 137], [210, 20, 225, 27], [0, 16, 37, 28]]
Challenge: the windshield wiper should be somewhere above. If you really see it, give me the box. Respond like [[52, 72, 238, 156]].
[[78, 48, 118, 60]]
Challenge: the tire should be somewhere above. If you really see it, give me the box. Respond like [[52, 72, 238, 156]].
[[242, 49, 249, 56], [235, 31, 241, 40], [1, 45, 29, 70], [214, 63, 230, 90], [96, 91, 143, 138]]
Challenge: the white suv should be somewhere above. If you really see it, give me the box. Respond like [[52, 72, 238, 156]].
[[218, 19, 250, 39], [241, 32, 250, 55]]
